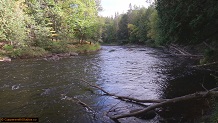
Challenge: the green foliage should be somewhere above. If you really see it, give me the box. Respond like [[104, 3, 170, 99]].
[[3, 44, 13, 51], [0, 0, 27, 45], [156, 0, 218, 45], [117, 14, 129, 41], [61, 0, 100, 41], [33, 27, 51, 47], [0, 0, 102, 58], [147, 9, 159, 41], [102, 17, 118, 43], [102, 5, 158, 45], [48, 41, 69, 53], [73, 43, 101, 53], [128, 24, 138, 43], [10, 47, 48, 58]]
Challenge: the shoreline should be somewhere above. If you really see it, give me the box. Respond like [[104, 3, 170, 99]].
[[0, 43, 101, 62]]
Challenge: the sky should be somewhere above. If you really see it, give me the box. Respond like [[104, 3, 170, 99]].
[[99, 0, 150, 17]]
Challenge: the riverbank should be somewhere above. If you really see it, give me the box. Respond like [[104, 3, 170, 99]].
[[0, 42, 101, 62]]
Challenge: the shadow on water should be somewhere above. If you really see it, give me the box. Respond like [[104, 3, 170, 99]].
[[0, 45, 217, 123]]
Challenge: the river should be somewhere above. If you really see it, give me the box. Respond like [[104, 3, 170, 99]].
[[0, 46, 217, 123]]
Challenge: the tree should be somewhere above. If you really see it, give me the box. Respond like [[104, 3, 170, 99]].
[[101, 17, 115, 43], [60, 0, 99, 43], [147, 7, 159, 42], [0, 0, 27, 46], [156, 0, 218, 45], [117, 14, 129, 43]]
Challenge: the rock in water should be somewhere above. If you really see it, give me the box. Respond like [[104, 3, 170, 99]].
[[109, 49, 116, 52], [0, 57, 11, 62], [12, 84, 20, 90], [69, 52, 78, 56], [130, 109, 156, 120]]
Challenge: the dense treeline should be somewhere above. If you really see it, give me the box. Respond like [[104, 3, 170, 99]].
[[102, 5, 158, 45], [157, 0, 218, 45], [102, 1, 218, 61], [0, 0, 102, 58]]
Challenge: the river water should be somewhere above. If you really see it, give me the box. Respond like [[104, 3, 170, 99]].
[[0, 46, 217, 123]]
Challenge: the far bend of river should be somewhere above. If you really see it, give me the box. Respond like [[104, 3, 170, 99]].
[[0, 46, 217, 123]]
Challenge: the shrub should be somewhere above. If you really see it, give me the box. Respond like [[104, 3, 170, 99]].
[[74, 43, 101, 53], [10, 47, 48, 58], [48, 41, 69, 53], [3, 44, 13, 51]]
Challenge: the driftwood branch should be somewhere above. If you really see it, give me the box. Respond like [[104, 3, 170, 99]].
[[170, 44, 191, 55], [61, 94, 93, 111], [169, 44, 203, 58], [76, 98, 94, 111]]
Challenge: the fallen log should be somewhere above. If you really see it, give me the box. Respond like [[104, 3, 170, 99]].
[[168, 44, 205, 58], [171, 54, 203, 57], [111, 89, 218, 120], [170, 44, 191, 55], [81, 79, 218, 121]]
